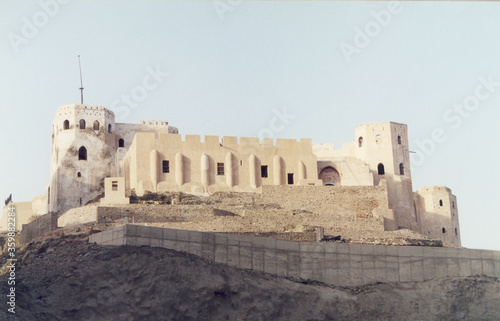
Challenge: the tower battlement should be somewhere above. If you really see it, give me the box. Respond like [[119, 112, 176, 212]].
[[139, 120, 169, 126]]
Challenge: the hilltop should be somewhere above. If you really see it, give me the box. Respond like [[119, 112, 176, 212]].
[[0, 236, 498, 321]]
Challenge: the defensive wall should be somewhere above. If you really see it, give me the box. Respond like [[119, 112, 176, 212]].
[[89, 224, 500, 287], [122, 132, 321, 196], [20, 213, 58, 244]]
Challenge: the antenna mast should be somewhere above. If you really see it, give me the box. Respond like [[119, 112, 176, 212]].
[[78, 55, 84, 104]]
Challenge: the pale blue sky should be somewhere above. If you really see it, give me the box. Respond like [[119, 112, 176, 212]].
[[1, 1, 499, 251]]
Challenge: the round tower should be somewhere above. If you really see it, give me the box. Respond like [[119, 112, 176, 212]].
[[47, 104, 116, 214]]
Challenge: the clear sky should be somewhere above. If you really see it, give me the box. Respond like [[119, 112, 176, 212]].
[[1, 1, 499, 251]]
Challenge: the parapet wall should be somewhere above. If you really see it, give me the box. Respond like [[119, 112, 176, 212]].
[[89, 225, 500, 287]]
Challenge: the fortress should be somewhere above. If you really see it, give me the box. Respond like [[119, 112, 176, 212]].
[[3, 103, 461, 246]]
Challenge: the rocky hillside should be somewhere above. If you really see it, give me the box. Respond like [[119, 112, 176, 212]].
[[0, 237, 499, 321]]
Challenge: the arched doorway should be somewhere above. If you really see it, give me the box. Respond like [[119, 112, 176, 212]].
[[319, 166, 341, 186]]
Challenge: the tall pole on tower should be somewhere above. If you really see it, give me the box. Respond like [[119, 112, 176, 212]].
[[78, 55, 84, 104]]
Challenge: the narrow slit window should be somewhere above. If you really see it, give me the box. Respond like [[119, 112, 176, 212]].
[[439, 200, 443, 206], [162, 160, 170, 173], [397, 135, 402, 144], [442, 227, 446, 233], [108, 124, 112, 133], [217, 162, 224, 175], [261, 165, 268, 178], [399, 163, 404, 175], [287, 173, 294, 185]]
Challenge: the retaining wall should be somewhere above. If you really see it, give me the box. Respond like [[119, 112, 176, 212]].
[[89, 225, 500, 287], [20, 213, 58, 244]]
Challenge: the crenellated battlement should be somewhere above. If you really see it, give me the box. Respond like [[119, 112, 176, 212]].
[[139, 120, 169, 126], [142, 133, 313, 149]]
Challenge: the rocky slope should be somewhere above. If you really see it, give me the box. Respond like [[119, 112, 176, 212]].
[[0, 238, 499, 321]]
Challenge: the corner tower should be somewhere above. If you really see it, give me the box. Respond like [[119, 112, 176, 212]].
[[355, 122, 416, 230], [415, 186, 461, 246], [47, 104, 117, 214]]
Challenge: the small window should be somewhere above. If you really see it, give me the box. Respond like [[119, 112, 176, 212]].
[[77, 172, 81, 177], [442, 227, 446, 233], [455, 228, 458, 235], [261, 165, 268, 178], [93, 120, 100, 130], [377, 163, 385, 175], [452, 201, 455, 209], [375, 134, 381, 142], [112, 181, 118, 191], [63, 120, 69, 130], [217, 162, 224, 175], [287, 173, 294, 185], [397, 135, 402, 145], [118, 139, 125, 148], [399, 163, 404, 175], [240, 160, 242, 166], [79, 198, 82, 206], [108, 124, 112, 133], [162, 160, 170, 173], [79, 119, 86, 129], [358, 137, 363, 147], [78, 146, 87, 160], [439, 200, 443, 206]]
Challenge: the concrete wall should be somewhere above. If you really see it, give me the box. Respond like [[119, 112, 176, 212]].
[[89, 225, 500, 287], [20, 213, 58, 244]]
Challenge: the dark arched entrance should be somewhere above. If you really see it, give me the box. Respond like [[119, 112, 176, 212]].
[[319, 166, 341, 186]]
